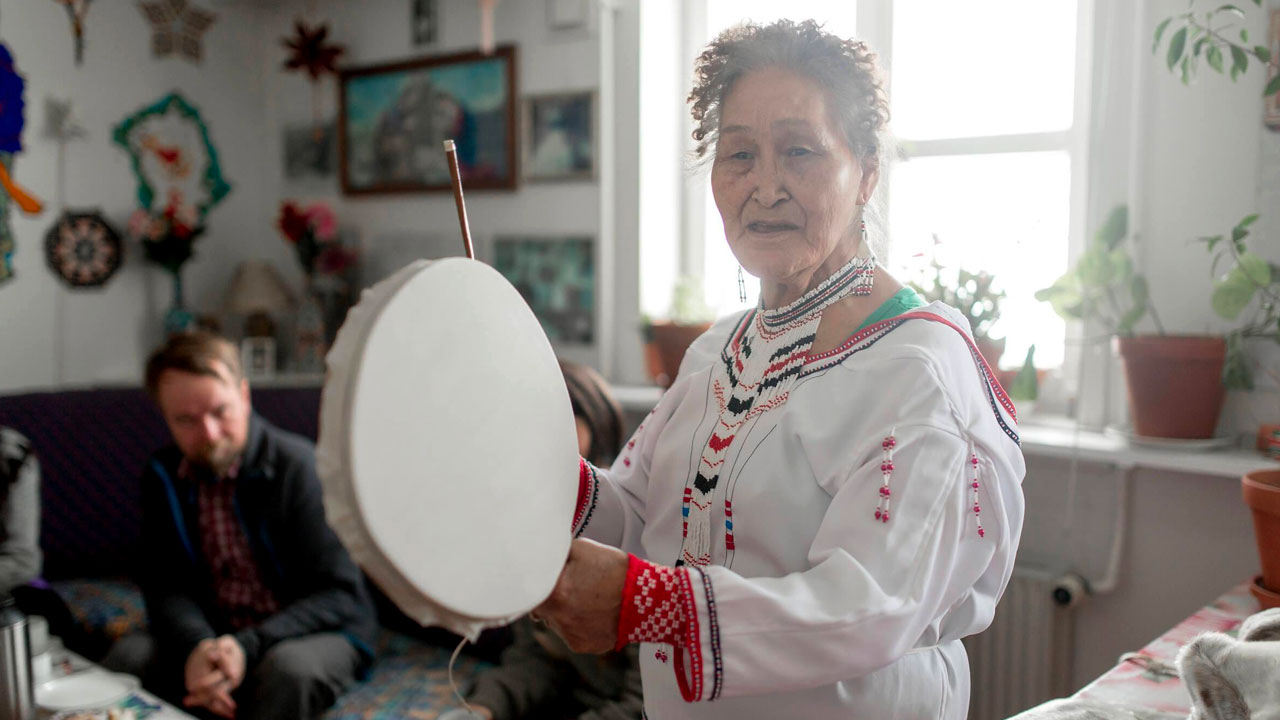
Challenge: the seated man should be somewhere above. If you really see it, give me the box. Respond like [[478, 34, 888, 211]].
[[109, 331, 376, 720]]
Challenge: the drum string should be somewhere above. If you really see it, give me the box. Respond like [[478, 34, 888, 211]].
[[448, 635, 476, 714]]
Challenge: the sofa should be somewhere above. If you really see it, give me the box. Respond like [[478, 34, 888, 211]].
[[0, 385, 495, 719]]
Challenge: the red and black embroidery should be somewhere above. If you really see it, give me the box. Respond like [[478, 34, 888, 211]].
[[617, 555, 704, 701]]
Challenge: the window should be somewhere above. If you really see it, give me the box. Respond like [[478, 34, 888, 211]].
[[663, 0, 1088, 370], [886, 0, 1084, 369]]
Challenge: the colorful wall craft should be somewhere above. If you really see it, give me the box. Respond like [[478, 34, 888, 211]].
[[112, 92, 231, 222], [44, 211, 122, 288], [53, 0, 93, 65], [138, 0, 216, 63], [0, 44, 47, 284]]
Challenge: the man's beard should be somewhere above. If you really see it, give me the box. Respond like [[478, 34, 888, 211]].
[[191, 443, 241, 478]]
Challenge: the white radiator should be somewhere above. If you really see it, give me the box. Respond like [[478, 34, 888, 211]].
[[964, 568, 1080, 720]]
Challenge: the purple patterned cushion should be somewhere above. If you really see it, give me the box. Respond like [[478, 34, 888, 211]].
[[325, 629, 489, 720], [0, 386, 321, 580], [49, 578, 147, 642]]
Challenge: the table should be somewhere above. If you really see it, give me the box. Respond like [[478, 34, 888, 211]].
[[36, 644, 193, 720], [1017, 582, 1260, 717]]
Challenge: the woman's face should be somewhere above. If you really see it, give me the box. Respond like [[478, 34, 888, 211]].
[[711, 67, 879, 293]]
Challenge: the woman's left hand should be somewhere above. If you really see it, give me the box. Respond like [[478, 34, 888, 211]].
[[533, 537, 629, 654]]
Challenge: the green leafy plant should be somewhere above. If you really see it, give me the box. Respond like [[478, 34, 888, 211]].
[[1008, 345, 1040, 403], [1201, 214, 1280, 389], [640, 275, 717, 343], [908, 240, 1006, 343], [1035, 205, 1165, 337], [1153, 0, 1280, 96], [666, 275, 716, 325]]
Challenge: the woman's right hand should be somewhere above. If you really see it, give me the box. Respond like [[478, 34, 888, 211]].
[[534, 538, 629, 654]]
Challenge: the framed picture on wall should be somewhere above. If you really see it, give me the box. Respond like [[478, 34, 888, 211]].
[[411, 0, 438, 45], [282, 121, 337, 180], [1267, 10, 1280, 128], [493, 235, 595, 344], [523, 91, 595, 182], [338, 46, 518, 194]]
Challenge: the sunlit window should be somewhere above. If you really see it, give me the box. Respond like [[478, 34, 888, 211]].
[[682, 0, 1081, 370]]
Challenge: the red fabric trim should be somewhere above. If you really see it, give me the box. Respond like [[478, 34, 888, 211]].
[[616, 555, 704, 702], [572, 458, 591, 530]]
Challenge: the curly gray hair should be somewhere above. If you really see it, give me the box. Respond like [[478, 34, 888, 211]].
[[689, 19, 891, 168], [689, 19, 894, 254]]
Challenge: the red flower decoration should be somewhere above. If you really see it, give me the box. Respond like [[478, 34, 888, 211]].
[[282, 20, 344, 81], [277, 201, 308, 244]]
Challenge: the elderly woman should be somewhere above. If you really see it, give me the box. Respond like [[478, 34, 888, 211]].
[[535, 19, 1025, 719]]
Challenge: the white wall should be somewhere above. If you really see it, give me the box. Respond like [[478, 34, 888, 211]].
[[1031, 0, 1280, 691], [0, 0, 633, 391], [0, 0, 271, 390]]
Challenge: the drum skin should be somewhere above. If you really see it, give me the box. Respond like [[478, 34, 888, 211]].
[[317, 258, 580, 637]]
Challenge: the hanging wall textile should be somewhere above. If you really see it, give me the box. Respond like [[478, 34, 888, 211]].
[[112, 92, 231, 221], [138, 0, 217, 63], [44, 210, 122, 288], [0, 44, 45, 284], [54, 0, 93, 65]]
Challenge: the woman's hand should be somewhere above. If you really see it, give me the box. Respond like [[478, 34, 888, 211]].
[[533, 538, 628, 654]]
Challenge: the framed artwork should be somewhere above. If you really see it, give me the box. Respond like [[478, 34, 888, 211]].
[[283, 122, 337, 180], [493, 235, 594, 344], [411, 0, 438, 45], [339, 46, 517, 194], [547, 0, 590, 30], [523, 91, 595, 182], [241, 336, 276, 378], [1267, 10, 1280, 128]]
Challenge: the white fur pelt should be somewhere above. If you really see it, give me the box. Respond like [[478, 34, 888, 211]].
[[1177, 608, 1280, 720]]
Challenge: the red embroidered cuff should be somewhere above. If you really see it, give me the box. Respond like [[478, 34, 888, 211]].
[[616, 554, 705, 701], [572, 458, 598, 537]]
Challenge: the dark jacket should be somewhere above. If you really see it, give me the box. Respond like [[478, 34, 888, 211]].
[[469, 618, 643, 720], [139, 413, 376, 670]]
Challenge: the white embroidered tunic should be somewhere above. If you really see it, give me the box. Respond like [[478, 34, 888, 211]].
[[572, 297, 1026, 719]]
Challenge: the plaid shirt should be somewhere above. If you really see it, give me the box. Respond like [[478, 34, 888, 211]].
[[183, 459, 280, 630]]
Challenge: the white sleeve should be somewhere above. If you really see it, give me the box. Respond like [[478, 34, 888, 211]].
[[573, 389, 674, 554], [677, 417, 1020, 701], [0, 453, 42, 594], [573, 318, 735, 553]]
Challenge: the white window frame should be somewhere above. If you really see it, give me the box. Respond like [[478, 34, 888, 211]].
[[665, 0, 1097, 403]]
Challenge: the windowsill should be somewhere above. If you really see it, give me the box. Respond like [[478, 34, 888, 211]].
[[612, 384, 665, 412], [1019, 415, 1280, 479], [611, 389, 1280, 479]]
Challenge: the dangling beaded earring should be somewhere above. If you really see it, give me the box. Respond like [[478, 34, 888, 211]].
[[851, 220, 876, 296], [738, 265, 747, 303]]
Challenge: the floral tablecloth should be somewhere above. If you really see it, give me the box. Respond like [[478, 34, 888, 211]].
[[1019, 582, 1260, 717]]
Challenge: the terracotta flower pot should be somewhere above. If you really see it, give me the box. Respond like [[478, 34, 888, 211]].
[[645, 321, 712, 388], [1115, 335, 1226, 439], [975, 337, 1006, 370], [1243, 469, 1280, 596]]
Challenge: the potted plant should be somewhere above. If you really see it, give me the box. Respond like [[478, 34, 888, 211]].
[[1036, 205, 1232, 439], [908, 241, 1008, 368], [642, 276, 716, 388], [1244, 469, 1280, 608]]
